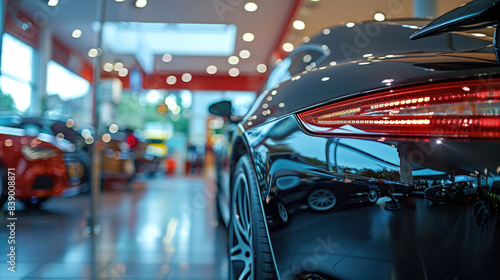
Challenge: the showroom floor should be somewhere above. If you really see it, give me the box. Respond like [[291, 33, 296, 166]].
[[0, 176, 228, 280]]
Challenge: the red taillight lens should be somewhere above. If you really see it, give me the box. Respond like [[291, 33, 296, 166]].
[[297, 79, 500, 139]]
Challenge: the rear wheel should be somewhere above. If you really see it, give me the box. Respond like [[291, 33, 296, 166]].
[[308, 189, 337, 211], [368, 189, 379, 204], [229, 155, 276, 280]]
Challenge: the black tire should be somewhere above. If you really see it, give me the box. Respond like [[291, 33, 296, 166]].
[[20, 197, 49, 209], [307, 189, 337, 211], [368, 189, 379, 204], [0, 166, 7, 208], [229, 154, 276, 280]]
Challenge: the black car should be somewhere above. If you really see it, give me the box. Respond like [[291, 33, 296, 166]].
[[211, 0, 500, 279], [423, 179, 479, 204]]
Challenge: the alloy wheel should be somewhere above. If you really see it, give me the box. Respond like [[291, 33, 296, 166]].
[[308, 189, 336, 211], [229, 172, 254, 280], [368, 190, 378, 203]]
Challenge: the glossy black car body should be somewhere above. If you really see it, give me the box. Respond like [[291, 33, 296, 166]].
[[424, 179, 479, 204], [213, 1, 500, 279]]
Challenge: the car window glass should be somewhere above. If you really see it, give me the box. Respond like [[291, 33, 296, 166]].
[[264, 47, 327, 90]]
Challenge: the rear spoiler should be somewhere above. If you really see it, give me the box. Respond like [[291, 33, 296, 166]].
[[410, 0, 500, 62]]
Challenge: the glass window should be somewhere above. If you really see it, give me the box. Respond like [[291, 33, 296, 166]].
[[0, 33, 34, 113], [0, 76, 31, 112], [46, 61, 90, 101], [1, 33, 33, 82]]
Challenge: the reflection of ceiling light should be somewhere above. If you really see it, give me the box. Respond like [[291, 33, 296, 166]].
[[72, 29, 82, 38], [228, 56, 239, 65], [48, 0, 59, 7], [346, 22, 355, 28], [118, 68, 128, 77], [244, 2, 258, 12], [257, 64, 267, 73], [162, 54, 172, 62], [310, 0, 320, 2], [322, 29, 330, 35], [303, 37, 310, 43], [115, 0, 125, 2], [206, 65, 217, 74], [239, 50, 250, 59], [88, 48, 98, 57], [242, 33, 255, 42], [374, 12, 385, 21], [181, 73, 192, 82], [282, 43, 294, 52], [293, 20, 305, 30], [471, 33, 486, 37], [109, 124, 119, 133], [166, 76, 177, 85], [135, 0, 147, 8], [103, 62, 113, 72], [228, 68, 240, 77], [114, 62, 124, 71]]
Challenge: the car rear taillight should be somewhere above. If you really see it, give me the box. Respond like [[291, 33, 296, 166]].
[[297, 79, 500, 139]]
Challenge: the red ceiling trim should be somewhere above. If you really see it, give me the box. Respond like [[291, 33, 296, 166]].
[[101, 72, 265, 92], [51, 36, 93, 83], [4, 6, 39, 47], [4, 4, 93, 82]]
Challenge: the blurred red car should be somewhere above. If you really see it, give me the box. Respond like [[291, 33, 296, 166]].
[[0, 126, 81, 208]]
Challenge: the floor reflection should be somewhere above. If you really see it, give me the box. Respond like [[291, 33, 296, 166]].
[[0, 176, 228, 280]]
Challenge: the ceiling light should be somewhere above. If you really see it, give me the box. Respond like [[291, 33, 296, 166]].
[[310, 0, 320, 2], [181, 73, 192, 82], [228, 68, 240, 77], [206, 65, 217, 75], [346, 22, 355, 28], [282, 43, 294, 52], [162, 54, 172, 62], [242, 33, 255, 42], [103, 62, 113, 72], [322, 29, 330, 35], [113, 62, 124, 71], [293, 20, 305, 30], [47, 0, 58, 7], [374, 12, 385, 21], [72, 29, 82, 38], [303, 36, 310, 43], [239, 50, 250, 59], [118, 68, 128, 77], [472, 33, 487, 37], [244, 2, 258, 12], [257, 64, 267, 73], [88, 48, 98, 57], [135, 0, 147, 8], [166, 76, 177, 85], [228, 56, 239, 65], [115, 0, 125, 2]]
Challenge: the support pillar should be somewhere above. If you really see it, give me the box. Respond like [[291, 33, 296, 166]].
[[33, 24, 52, 116]]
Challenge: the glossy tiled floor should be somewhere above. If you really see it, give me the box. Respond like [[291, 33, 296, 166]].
[[0, 176, 228, 280]]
